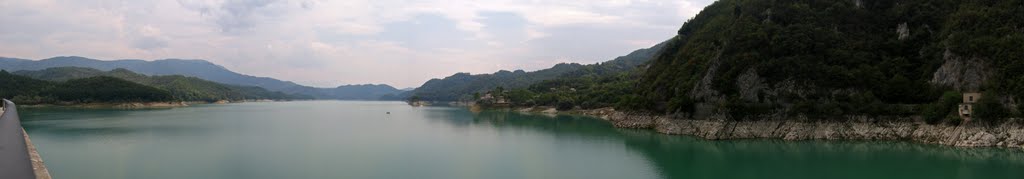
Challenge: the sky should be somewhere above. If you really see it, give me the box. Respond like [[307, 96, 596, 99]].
[[0, 0, 714, 88]]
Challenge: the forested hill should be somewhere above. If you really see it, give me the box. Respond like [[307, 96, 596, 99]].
[[284, 84, 404, 100], [410, 41, 666, 101], [474, 0, 1023, 124], [13, 67, 301, 102], [410, 64, 584, 101], [0, 70, 172, 104], [632, 0, 1024, 123], [0, 56, 304, 93], [0, 56, 404, 100]]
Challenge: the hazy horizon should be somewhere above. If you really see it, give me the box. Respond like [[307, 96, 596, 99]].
[[0, 0, 713, 88]]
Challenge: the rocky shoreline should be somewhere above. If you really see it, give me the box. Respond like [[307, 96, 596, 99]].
[[570, 108, 1024, 149]]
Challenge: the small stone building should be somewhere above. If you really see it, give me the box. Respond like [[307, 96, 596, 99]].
[[963, 93, 981, 104], [958, 93, 982, 121], [480, 92, 508, 105]]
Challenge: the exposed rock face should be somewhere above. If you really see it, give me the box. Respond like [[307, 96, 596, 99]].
[[930, 49, 990, 91], [689, 49, 725, 103], [736, 68, 766, 102], [897, 23, 910, 40], [688, 49, 727, 118], [580, 109, 1024, 148], [762, 9, 773, 24]]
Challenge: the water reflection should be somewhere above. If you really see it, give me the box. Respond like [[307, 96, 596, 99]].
[[428, 108, 1024, 179], [423, 108, 623, 139], [18, 102, 1024, 179], [618, 129, 1024, 179], [22, 107, 215, 139], [19, 107, 174, 122]]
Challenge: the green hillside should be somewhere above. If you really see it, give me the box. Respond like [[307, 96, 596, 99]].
[[410, 41, 665, 102], [14, 67, 300, 102], [1, 70, 172, 104], [0, 71, 52, 100], [633, 0, 1023, 123], [505, 42, 667, 109], [410, 63, 585, 101], [483, 0, 1023, 124], [1, 56, 403, 100], [45, 76, 173, 103]]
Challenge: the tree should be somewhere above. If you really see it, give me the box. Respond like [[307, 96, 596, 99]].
[[921, 91, 961, 124], [973, 93, 1009, 124], [494, 86, 505, 97]]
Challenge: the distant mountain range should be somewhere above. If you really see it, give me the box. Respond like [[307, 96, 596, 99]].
[[12, 67, 298, 101], [0, 56, 402, 100], [0, 39, 663, 102], [407, 41, 667, 101], [285, 84, 403, 100]]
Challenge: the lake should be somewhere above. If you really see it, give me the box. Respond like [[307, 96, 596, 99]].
[[19, 101, 1024, 179]]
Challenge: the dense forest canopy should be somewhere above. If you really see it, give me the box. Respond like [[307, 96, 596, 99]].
[[410, 64, 585, 101], [13, 67, 300, 102], [1, 67, 314, 104], [46, 76, 174, 103], [410, 41, 665, 102], [636, 0, 1023, 122], [1, 70, 173, 104]]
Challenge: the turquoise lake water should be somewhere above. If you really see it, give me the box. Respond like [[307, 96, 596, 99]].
[[19, 101, 1024, 179]]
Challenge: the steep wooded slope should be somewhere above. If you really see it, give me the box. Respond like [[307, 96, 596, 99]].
[[637, 0, 1023, 122]]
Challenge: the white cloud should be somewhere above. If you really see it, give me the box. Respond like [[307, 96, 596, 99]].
[[0, 0, 713, 88]]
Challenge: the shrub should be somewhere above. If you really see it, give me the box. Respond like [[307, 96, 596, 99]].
[[921, 91, 961, 124], [556, 100, 575, 111], [973, 93, 1009, 124]]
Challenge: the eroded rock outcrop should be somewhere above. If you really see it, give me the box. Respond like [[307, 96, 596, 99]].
[[897, 23, 910, 40], [930, 49, 990, 91], [580, 108, 1024, 148]]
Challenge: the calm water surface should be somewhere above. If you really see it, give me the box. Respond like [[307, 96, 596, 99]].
[[20, 101, 1024, 179]]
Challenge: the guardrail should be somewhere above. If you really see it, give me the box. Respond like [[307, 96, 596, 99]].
[[0, 99, 39, 179]]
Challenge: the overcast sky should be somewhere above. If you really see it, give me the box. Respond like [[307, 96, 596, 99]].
[[0, 0, 713, 88]]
